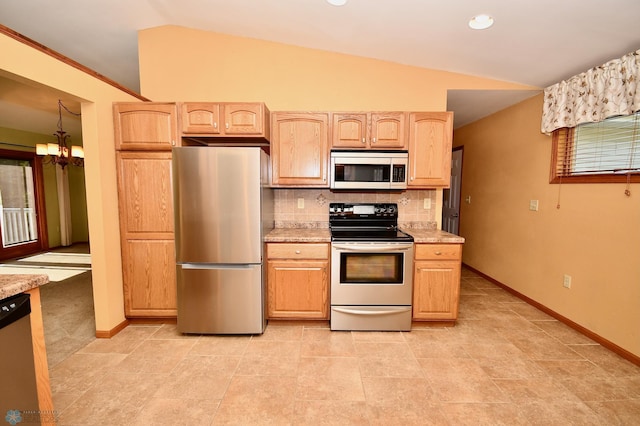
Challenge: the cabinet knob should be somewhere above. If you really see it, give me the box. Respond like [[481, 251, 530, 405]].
[[362, 137, 366, 144], [225, 123, 230, 130], [434, 251, 442, 255], [295, 250, 301, 254], [213, 122, 218, 129], [171, 140, 176, 146], [372, 137, 377, 143]]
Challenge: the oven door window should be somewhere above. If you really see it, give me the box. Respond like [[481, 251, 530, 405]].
[[340, 252, 403, 284]]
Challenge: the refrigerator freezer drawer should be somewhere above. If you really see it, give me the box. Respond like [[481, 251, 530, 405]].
[[177, 264, 265, 334]]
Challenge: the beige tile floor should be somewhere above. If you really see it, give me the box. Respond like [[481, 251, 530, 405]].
[[42, 267, 640, 425]]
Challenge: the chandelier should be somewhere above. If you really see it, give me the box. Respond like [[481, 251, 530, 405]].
[[35, 100, 84, 169]]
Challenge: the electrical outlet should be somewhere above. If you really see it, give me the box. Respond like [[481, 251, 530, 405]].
[[563, 274, 572, 289], [529, 200, 539, 211], [465, 195, 471, 204], [297, 198, 304, 209], [423, 198, 431, 209]]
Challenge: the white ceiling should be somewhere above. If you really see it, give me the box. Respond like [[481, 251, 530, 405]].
[[1, 0, 640, 139]]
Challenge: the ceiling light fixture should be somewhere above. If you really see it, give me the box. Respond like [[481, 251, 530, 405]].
[[468, 14, 494, 30], [327, 0, 348, 6], [35, 100, 84, 169]]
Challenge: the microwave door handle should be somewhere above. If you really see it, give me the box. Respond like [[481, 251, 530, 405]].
[[332, 244, 412, 252]]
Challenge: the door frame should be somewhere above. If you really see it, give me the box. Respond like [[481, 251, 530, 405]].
[[442, 146, 463, 235], [0, 148, 48, 260]]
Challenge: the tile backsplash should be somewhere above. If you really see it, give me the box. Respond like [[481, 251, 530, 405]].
[[274, 189, 437, 226]]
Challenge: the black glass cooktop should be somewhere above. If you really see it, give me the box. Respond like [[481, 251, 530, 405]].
[[330, 228, 414, 242]]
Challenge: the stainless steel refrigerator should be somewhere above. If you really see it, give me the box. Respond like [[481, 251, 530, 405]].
[[172, 146, 273, 334]]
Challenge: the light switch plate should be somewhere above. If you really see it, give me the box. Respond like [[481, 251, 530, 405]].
[[423, 198, 431, 209], [529, 200, 539, 211], [297, 198, 304, 209]]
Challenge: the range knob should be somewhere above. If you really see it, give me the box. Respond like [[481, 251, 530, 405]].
[[386, 204, 397, 214]]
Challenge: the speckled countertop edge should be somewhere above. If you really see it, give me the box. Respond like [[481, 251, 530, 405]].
[[266, 221, 464, 244], [403, 229, 465, 244], [0, 274, 49, 300]]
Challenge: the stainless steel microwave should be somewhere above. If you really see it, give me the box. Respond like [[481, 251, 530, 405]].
[[330, 150, 408, 190]]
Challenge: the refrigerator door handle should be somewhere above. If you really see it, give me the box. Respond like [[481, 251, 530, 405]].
[[179, 263, 260, 270]]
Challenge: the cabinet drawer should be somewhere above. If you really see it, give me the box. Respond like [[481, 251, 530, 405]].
[[267, 243, 328, 259], [414, 244, 461, 260]]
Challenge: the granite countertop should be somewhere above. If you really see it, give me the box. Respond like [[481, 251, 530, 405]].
[[265, 222, 463, 244], [0, 274, 49, 300], [403, 228, 465, 244], [265, 228, 331, 243]]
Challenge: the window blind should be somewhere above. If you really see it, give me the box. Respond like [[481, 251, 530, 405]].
[[553, 112, 640, 178]]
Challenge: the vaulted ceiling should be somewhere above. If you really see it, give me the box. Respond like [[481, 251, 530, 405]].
[[1, 0, 639, 138]]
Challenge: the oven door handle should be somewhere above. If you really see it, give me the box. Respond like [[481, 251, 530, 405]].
[[332, 243, 413, 252], [332, 306, 412, 316]]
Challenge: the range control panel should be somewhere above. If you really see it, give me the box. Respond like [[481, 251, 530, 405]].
[[329, 203, 398, 218]]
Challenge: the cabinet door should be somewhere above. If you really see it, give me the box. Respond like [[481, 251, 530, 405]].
[[114, 103, 178, 150], [267, 259, 329, 319], [413, 260, 460, 320], [122, 239, 176, 316], [408, 112, 453, 187], [370, 112, 407, 149], [271, 112, 329, 187], [181, 103, 221, 134], [223, 103, 265, 135], [116, 152, 174, 235], [331, 113, 368, 148]]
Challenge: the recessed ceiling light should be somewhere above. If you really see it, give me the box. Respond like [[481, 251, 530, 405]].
[[327, 0, 348, 6], [468, 14, 494, 30]]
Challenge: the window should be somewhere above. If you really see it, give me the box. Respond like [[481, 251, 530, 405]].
[[550, 112, 640, 183]]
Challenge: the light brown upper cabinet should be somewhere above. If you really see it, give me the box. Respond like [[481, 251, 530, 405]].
[[271, 112, 330, 187], [408, 112, 454, 188], [180, 102, 270, 139], [114, 103, 179, 150], [332, 112, 407, 150]]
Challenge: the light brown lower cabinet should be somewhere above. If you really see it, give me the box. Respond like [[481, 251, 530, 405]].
[[121, 239, 177, 317], [266, 243, 329, 319], [412, 243, 462, 321]]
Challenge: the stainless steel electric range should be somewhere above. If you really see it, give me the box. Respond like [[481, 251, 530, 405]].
[[329, 202, 414, 331]]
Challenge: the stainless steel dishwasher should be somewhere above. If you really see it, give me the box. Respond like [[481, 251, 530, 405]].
[[0, 293, 39, 420]]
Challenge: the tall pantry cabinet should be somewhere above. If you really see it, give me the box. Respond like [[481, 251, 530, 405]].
[[114, 103, 178, 317]]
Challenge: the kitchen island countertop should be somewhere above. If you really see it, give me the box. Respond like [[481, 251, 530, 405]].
[[0, 274, 49, 300]]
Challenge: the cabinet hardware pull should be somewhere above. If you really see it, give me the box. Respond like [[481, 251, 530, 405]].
[[225, 123, 230, 129], [362, 137, 366, 144], [372, 137, 377, 143], [171, 140, 175, 146], [214, 122, 218, 129], [295, 250, 301, 254], [434, 251, 442, 255]]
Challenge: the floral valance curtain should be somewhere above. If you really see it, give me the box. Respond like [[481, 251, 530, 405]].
[[541, 49, 640, 134]]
